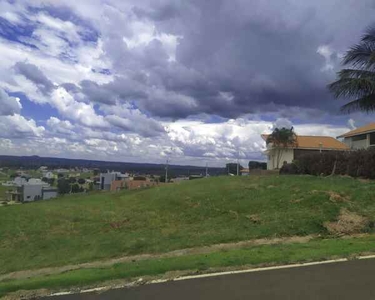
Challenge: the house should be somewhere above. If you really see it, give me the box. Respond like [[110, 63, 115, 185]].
[[18, 183, 57, 202], [99, 172, 129, 191], [43, 171, 55, 179], [42, 187, 58, 200], [6, 179, 58, 202], [2, 176, 27, 187], [337, 123, 375, 149], [261, 134, 349, 170]]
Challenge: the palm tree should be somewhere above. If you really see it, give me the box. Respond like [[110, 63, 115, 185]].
[[328, 27, 375, 113], [266, 127, 297, 169]]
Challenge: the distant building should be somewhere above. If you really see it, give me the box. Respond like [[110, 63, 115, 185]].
[[240, 168, 250, 176], [110, 180, 128, 192], [126, 180, 159, 190], [2, 176, 27, 187], [337, 123, 375, 149], [28, 178, 43, 184], [43, 171, 55, 179], [56, 168, 69, 173], [171, 177, 189, 183], [42, 187, 58, 200], [99, 172, 129, 191], [6, 179, 57, 202]]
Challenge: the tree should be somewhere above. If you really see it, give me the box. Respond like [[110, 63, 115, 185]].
[[328, 27, 375, 113], [42, 177, 48, 183], [225, 163, 243, 175], [57, 178, 71, 195], [78, 178, 86, 185], [47, 178, 55, 186], [266, 127, 297, 169], [9, 173, 18, 179], [71, 183, 80, 193], [68, 177, 76, 184]]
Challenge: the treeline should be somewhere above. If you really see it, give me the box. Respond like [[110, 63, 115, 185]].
[[0, 155, 225, 176]]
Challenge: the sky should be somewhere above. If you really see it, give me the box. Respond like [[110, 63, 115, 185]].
[[0, 0, 374, 167]]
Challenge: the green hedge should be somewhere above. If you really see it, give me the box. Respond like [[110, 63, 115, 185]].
[[287, 148, 375, 179]]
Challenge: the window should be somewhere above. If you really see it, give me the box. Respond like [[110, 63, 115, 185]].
[[352, 134, 366, 141], [370, 133, 375, 145]]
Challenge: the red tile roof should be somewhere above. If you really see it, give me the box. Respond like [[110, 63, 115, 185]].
[[337, 123, 375, 138], [261, 134, 348, 150]]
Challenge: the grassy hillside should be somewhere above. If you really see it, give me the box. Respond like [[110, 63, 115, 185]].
[[1, 175, 375, 275]]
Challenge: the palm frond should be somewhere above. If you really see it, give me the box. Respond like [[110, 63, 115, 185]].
[[338, 69, 375, 79], [361, 26, 375, 44], [328, 77, 375, 98], [343, 43, 375, 68], [340, 94, 375, 113]]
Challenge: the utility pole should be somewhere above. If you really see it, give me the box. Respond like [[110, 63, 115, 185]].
[[237, 158, 239, 176], [165, 158, 169, 183], [237, 149, 240, 176], [205, 162, 208, 177]]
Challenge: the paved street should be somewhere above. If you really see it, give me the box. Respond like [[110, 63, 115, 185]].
[[46, 258, 375, 300]]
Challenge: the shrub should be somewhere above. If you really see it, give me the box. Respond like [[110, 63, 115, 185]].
[[279, 162, 300, 175], [78, 178, 86, 185], [297, 148, 375, 179]]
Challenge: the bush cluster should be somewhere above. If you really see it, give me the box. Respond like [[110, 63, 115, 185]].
[[280, 148, 375, 179]]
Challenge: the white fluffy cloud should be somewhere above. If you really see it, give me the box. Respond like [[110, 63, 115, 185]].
[[50, 87, 109, 128], [0, 88, 22, 116], [0, 114, 45, 138]]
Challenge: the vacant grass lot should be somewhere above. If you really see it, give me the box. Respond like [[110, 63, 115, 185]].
[[1, 175, 375, 275]]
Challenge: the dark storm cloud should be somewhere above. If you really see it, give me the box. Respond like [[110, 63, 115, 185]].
[[95, 0, 375, 119], [14, 62, 55, 95]]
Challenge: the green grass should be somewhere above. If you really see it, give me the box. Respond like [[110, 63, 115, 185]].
[[1, 175, 375, 275], [1, 235, 375, 298]]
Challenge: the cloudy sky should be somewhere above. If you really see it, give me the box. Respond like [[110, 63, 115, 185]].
[[0, 0, 374, 167]]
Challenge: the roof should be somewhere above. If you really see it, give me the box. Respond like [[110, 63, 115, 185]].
[[337, 123, 375, 138], [261, 134, 349, 150]]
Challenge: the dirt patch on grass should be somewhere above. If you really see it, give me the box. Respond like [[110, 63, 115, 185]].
[[245, 214, 261, 224], [324, 209, 369, 235], [309, 190, 351, 203], [327, 191, 350, 203]]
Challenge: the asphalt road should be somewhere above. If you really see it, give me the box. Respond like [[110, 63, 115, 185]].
[[46, 258, 375, 300]]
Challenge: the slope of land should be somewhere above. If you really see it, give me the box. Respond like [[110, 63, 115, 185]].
[[1, 175, 375, 277]]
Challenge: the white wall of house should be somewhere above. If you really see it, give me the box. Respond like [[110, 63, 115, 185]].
[[22, 184, 43, 202], [267, 148, 294, 170], [42, 189, 58, 200]]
